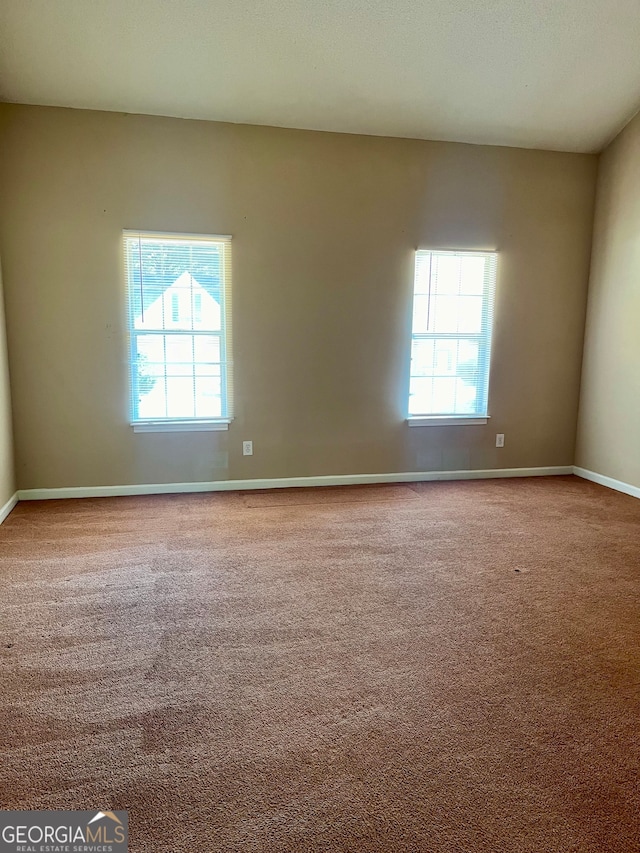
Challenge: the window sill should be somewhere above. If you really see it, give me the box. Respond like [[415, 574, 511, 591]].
[[407, 416, 489, 427], [132, 419, 232, 433]]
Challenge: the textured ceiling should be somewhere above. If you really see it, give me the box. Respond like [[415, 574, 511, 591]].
[[1, 0, 640, 152]]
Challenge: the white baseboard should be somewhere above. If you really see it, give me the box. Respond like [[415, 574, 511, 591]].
[[16, 466, 573, 501], [0, 491, 18, 523], [573, 466, 640, 500], [13, 467, 640, 507]]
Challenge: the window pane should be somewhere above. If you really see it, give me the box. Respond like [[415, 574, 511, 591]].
[[457, 296, 483, 333], [460, 255, 486, 295], [195, 378, 222, 418], [411, 339, 436, 376], [166, 377, 195, 418], [137, 377, 167, 419], [431, 296, 460, 333], [165, 335, 193, 362], [432, 255, 461, 295], [409, 377, 433, 415], [194, 335, 221, 363], [412, 295, 431, 333], [409, 334, 483, 415], [431, 377, 457, 413], [433, 340, 456, 374], [136, 333, 162, 362]]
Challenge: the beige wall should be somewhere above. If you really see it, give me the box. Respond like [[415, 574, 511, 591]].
[[0, 104, 597, 489], [0, 259, 15, 505], [576, 111, 640, 488]]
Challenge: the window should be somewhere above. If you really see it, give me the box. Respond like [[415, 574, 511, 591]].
[[408, 250, 496, 423], [124, 231, 232, 431]]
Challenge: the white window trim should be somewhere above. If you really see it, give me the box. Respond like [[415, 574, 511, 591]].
[[132, 419, 232, 433], [407, 416, 489, 427]]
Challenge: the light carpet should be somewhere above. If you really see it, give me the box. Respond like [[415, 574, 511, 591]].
[[1, 476, 639, 852]]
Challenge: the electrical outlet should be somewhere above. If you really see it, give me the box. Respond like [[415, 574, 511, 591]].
[[242, 440, 253, 456], [496, 433, 505, 448]]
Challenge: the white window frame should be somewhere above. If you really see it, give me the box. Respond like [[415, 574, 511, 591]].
[[124, 230, 233, 433], [407, 249, 497, 426]]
